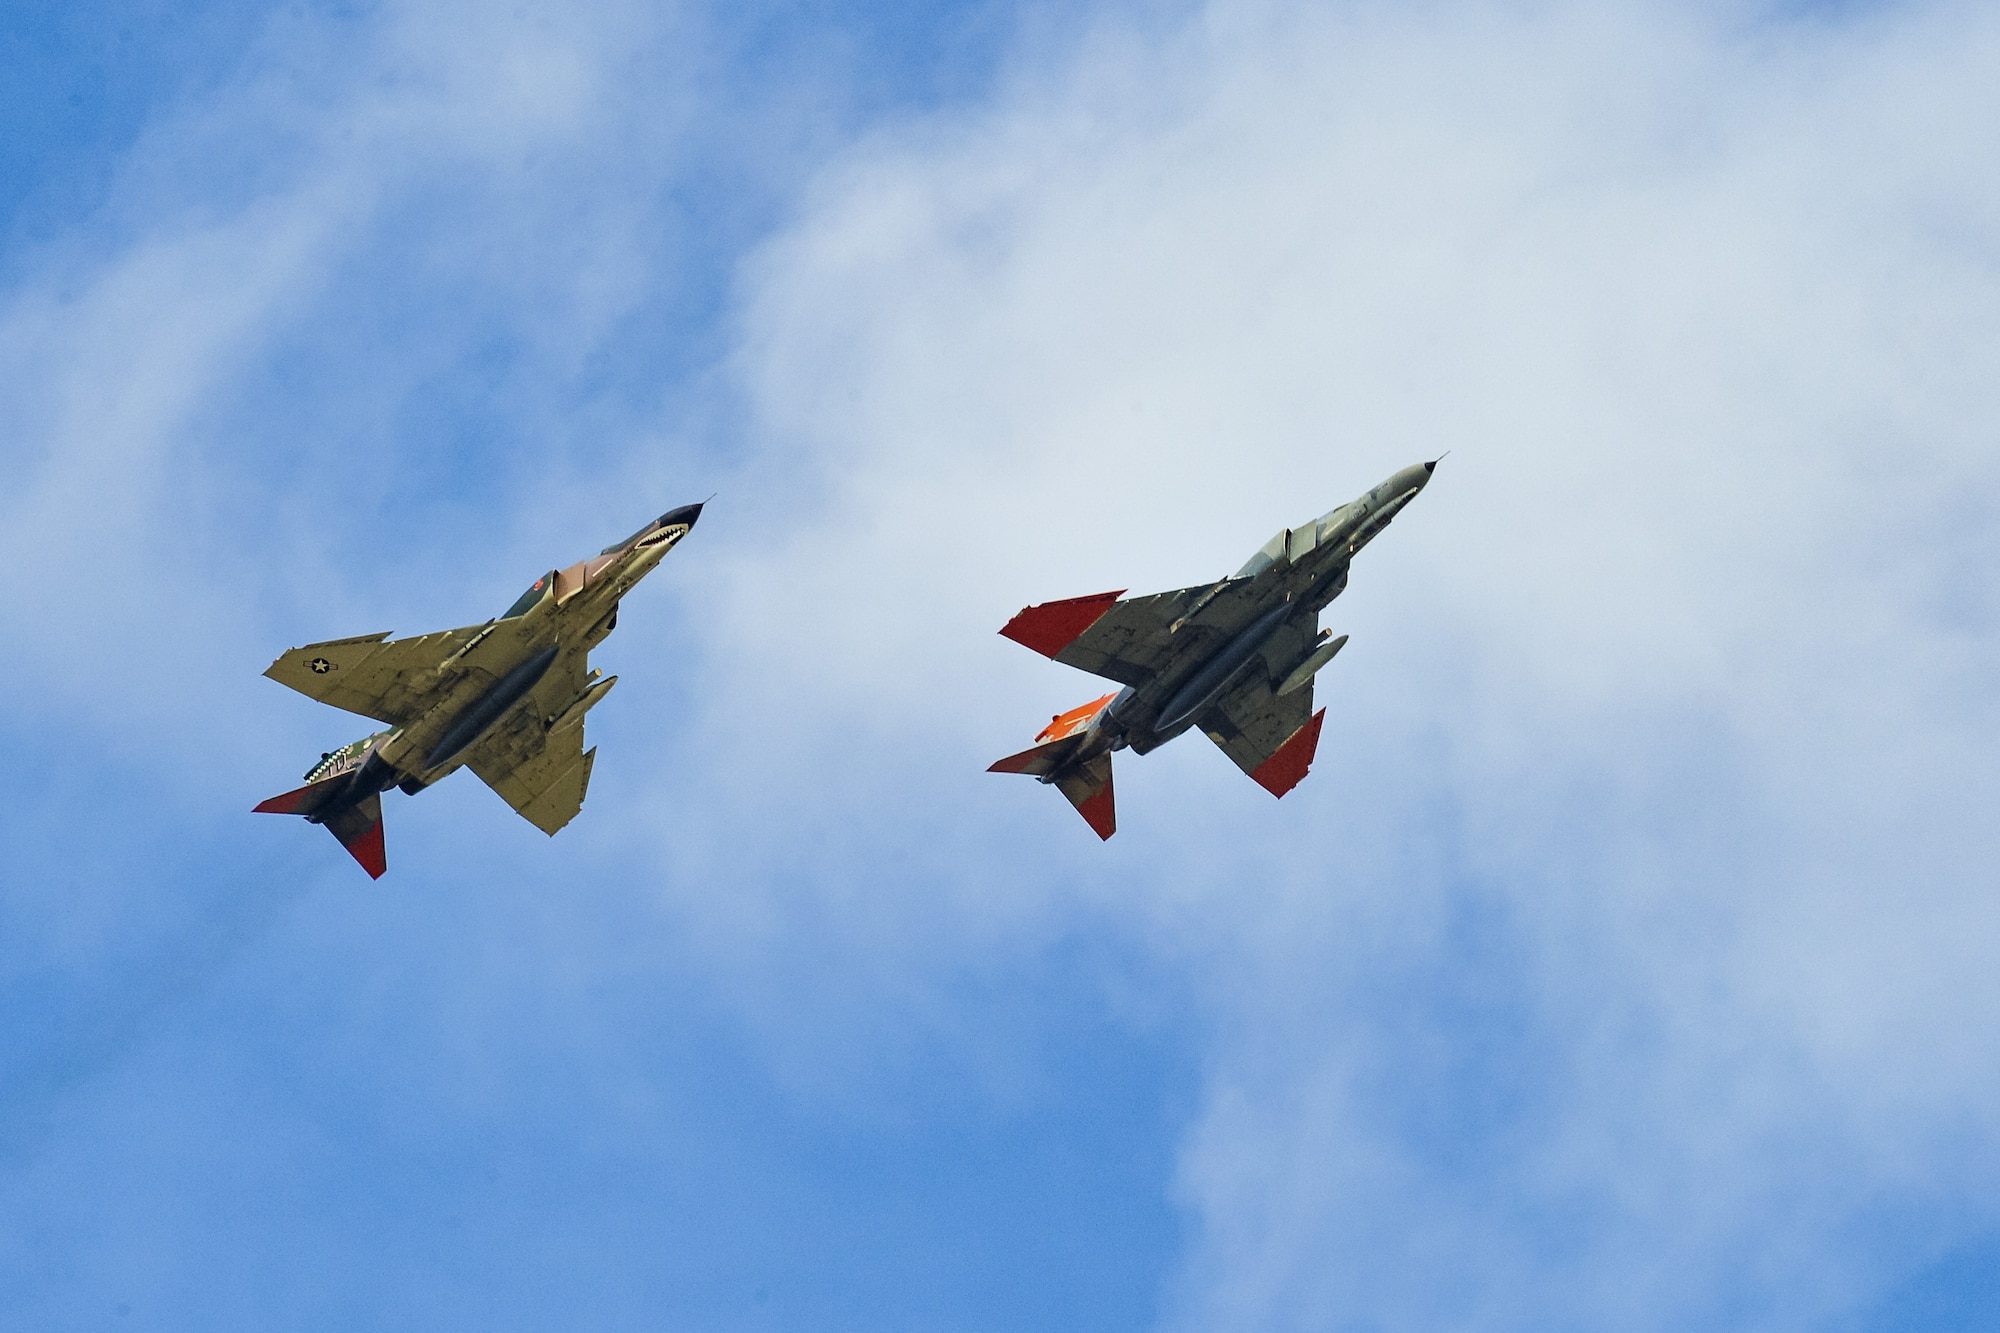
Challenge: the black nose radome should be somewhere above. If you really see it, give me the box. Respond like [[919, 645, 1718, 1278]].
[[1424, 459, 1437, 474], [658, 502, 704, 529]]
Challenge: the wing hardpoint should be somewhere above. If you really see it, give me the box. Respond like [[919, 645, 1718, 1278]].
[[462, 648, 600, 835], [1196, 620, 1327, 797], [265, 626, 488, 724], [999, 578, 1271, 685]]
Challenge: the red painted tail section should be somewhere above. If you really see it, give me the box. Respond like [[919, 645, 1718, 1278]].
[[988, 694, 1118, 840], [257, 779, 387, 878], [337, 817, 387, 880], [1057, 758, 1116, 840], [988, 741, 1069, 777], [988, 694, 1118, 777], [323, 794, 387, 879], [253, 772, 350, 816]]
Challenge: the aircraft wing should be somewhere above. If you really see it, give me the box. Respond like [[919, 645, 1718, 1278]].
[[463, 648, 600, 835], [1197, 619, 1328, 797], [265, 625, 490, 725], [1002, 578, 1274, 686]]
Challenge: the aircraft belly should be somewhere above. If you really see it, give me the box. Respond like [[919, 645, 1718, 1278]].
[[258, 500, 703, 875], [377, 667, 498, 776], [990, 463, 1433, 832], [425, 645, 560, 768], [1151, 604, 1294, 733]]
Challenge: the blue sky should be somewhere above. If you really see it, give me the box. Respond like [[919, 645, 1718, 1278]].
[[4, 1, 2000, 1329]]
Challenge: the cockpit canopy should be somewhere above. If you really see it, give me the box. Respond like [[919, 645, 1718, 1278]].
[[501, 571, 557, 619], [1234, 502, 1354, 578]]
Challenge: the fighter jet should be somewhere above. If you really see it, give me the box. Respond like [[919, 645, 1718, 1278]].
[[989, 463, 1435, 838], [254, 504, 703, 877]]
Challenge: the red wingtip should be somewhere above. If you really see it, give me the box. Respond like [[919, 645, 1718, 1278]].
[[1251, 708, 1326, 798], [998, 591, 1124, 659], [343, 819, 387, 879]]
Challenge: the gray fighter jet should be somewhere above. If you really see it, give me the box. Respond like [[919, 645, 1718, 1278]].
[[255, 504, 702, 876], [990, 463, 1435, 837]]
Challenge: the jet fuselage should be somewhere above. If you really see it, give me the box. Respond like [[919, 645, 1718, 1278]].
[[258, 503, 702, 873], [1078, 461, 1435, 762]]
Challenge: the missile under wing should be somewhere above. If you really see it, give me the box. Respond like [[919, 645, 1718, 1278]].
[[989, 462, 1435, 838]]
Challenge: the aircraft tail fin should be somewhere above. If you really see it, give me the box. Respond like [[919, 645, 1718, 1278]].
[[254, 779, 387, 878], [322, 793, 387, 879], [1053, 753, 1115, 840], [253, 772, 352, 817], [988, 693, 1119, 840], [987, 734, 1079, 779]]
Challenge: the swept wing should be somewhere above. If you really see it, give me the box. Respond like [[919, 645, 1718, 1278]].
[[265, 626, 488, 724], [1001, 577, 1274, 686]]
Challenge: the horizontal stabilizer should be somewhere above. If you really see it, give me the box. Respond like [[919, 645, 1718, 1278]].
[[256, 778, 386, 877], [988, 692, 1118, 839], [323, 793, 386, 879], [253, 772, 352, 818], [988, 692, 1118, 776], [1055, 754, 1116, 840], [999, 591, 1125, 659], [988, 736, 1077, 778]]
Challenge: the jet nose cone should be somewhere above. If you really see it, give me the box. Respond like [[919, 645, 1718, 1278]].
[[657, 501, 704, 530], [1387, 460, 1435, 495], [1424, 459, 1436, 474]]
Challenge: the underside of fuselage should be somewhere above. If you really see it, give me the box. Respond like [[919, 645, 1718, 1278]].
[[989, 461, 1437, 838], [256, 502, 703, 876]]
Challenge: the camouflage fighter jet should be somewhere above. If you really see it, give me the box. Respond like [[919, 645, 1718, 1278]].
[[255, 504, 703, 877], [990, 463, 1435, 838]]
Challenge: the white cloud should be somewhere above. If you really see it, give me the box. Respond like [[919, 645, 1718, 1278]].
[[8, 0, 2000, 1322], [0, 0, 724, 761], [698, 0, 2000, 1325]]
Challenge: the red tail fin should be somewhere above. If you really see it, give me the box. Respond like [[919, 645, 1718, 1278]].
[[255, 779, 386, 878], [988, 694, 1119, 840]]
